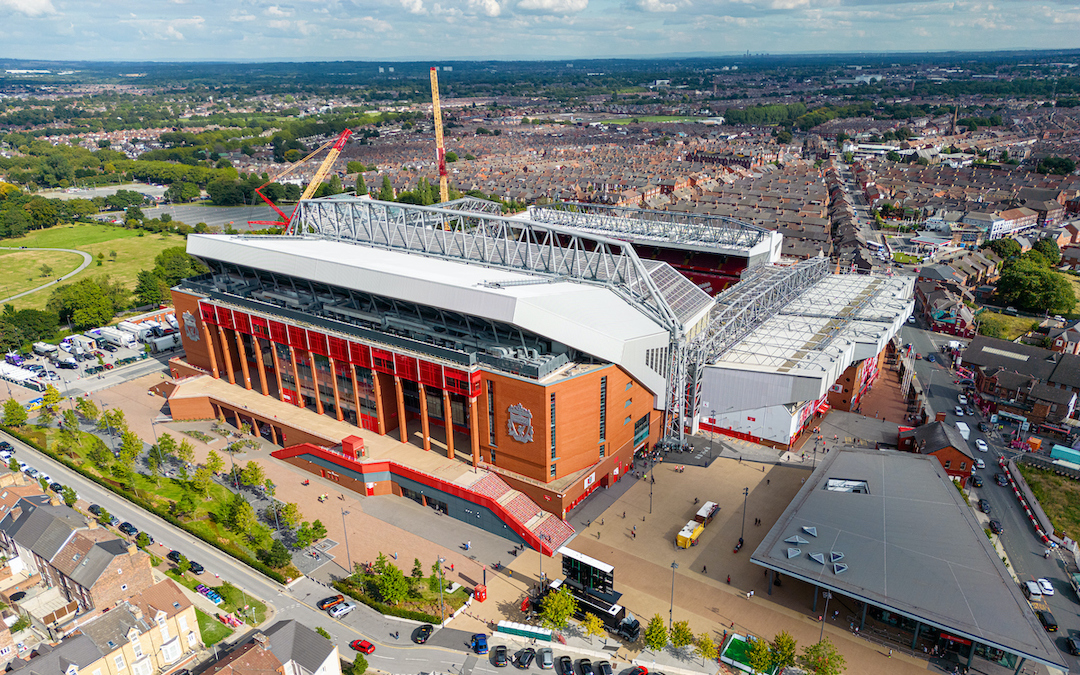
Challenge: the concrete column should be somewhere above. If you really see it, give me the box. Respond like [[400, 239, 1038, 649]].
[[395, 376, 408, 444], [217, 326, 235, 385], [419, 384, 431, 452], [270, 425, 279, 445], [328, 359, 345, 422], [202, 323, 219, 378], [443, 390, 455, 460], [309, 351, 324, 415], [255, 338, 270, 396], [289, 347, 304, 408], [966, 641, 975, 669], [911, 621, 921, 649], [469, 396, 480, 468], [270, 343, 285, 403], [234, 331, 252, 390], [349, 365, 364, 430], [372, 370, 387, 435], [1013, 658, 1026, 675], [860, 603, 867, 630], [768, 570, 774, 596], [812, 586, 819, 613]]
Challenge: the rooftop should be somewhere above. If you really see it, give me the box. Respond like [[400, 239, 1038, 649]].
[[750, 448, 1066, 672]]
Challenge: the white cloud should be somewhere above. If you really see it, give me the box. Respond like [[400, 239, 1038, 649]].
[[267, 5, 293, 16], [164, 24, 186, 39], [401, 0, 426, 13], [0, 0, 56, 16], [464, 0, 502, 16], [635, 0, 684, 12], [517, 0, 587, 12]]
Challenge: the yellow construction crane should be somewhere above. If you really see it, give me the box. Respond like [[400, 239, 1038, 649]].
[[430, 67, 450, 203]]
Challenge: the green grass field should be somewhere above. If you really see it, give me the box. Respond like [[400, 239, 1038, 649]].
[[978, 311, 1039, 341], [0, 249, 84, 301], [604, 115, 704, 124], [1016, 465, 1080, 541], [195, 608, 235, 645], [893, 252, 920, 264], [169, 570, 268, 625], [0, 223, 185, 310]]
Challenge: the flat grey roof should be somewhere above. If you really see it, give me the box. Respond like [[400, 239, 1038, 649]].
[[750, 448, 1066, 672]]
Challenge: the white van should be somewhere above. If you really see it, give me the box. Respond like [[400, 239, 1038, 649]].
[[955, 421, 970, 441]]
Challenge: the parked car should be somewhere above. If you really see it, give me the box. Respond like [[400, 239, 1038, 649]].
[[328, 602, 356, 618], [1066, 636, 1080, 656], [979, 422, 990, 432], [88, 504, 103, 516], [515, 649, 536, 670], [1024, 580, 1042, 599], [958, 394, 968, 405], [1038, 578, 1055, 596], [577, 658, 593, 675], [1037, 610, 1058, 632], [989, 520, 1003, 534], [995, 473, 1008, 487], [317, 595, 344, 610], [954, 406, 964, 416], [537, 647, 553, 670], [414, 624, 434, 644], [975, 439, 988, 453], [188, 560, 205, 575], [556, 655, 573, 675], [975, 458, 985, 470], [979, 499, 991, 514], [471, 634, 489, 655], [350, 640, 375, 654], [971, 475, 983, 488], [596, 662, 613, 675], [494, 645, 510, 667], [927, 354, 936, 363], [166, 550, 183, 563]]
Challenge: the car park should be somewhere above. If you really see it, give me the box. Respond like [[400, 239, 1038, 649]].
[[317, 595, 344, 610], [494, 645, 510, 667], [537, 647, 553, 670], [954, 406, 964, 416], [989, 520, 1003, 534], [971, 476, 983, 488], [556, 655, 573, 674], [1038, 578, 1055, 596], [414, 624, 434, 644], [515, 648, 536, 669], [349, 640, 375, 654], [328, 602, 356, 618], [1037, 610, 1058, 632], [975, 439, 988, 452], [471, 634, 489, 655], [979, 499, 991, 514]]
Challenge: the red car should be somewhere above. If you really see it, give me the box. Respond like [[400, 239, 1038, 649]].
[[350, 640, 375, 655]]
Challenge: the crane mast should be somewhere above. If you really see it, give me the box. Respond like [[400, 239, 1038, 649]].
[[430, 67, 450, 204]]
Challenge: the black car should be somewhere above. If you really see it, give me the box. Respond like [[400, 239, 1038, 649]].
[[49, 482, 63, 494], [0, 442, 12, 452], [493, 645, 509, 667], [1066, 636, 1080, 656], [515, 648, 535, 670], [188, 560, 205, 575], [596, 662, 613, 675], [578, 659, 593, 675], [971, 475, 983, 488], [88, 504, 103, 516], [996, 473, 1009, 487], [414, 624, 434, 644], [556, 656, 573, 675], [979, 422, 990, 432], [1037, 609, 1058, 632], [103, 344, 118, 352], [979, 499, 991, 514], [989, 520, 1003, 534], [118, 522, 138, 536], [166, 550, 182, 563], [56, 362, 77, 370]]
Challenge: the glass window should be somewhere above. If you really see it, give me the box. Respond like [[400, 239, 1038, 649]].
[[114, 655, 125, 671], [487, 381, 496, 447], [550, 465, 556, 477], [599, 376, 607, 442], [550, 393, 556, 458]]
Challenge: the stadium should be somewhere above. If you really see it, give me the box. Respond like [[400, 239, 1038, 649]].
[[163, 196, 912, 551]]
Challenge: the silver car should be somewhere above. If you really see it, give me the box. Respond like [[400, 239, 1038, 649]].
[[329, 602, 356, 618], [537, 647, 553, 670]]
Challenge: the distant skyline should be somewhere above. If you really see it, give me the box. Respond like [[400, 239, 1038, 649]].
[[2, 0, 1080, 63]]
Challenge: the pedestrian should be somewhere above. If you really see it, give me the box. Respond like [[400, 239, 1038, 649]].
[[601, 518, 604, 526], [888, 649, 893, 658], [631, 530, 635, 539], [703, 565, 707, 574], [393, 552, 398, 560], [749, 590, 754, 598], [597, 531, 600, 540], [832, 609, 839, 620], [623, 511, 626, 518], [746, 591, 751, 599], [727, 575, 731, 585], [450, 563, 454, 572], [466, 540, 471, 550], [766, 479, 770, 485]]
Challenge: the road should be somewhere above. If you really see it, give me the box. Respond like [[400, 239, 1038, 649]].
[[0, 246, 94, 303], [1, 428, 640, 674], [902, 323, 1080, 667]]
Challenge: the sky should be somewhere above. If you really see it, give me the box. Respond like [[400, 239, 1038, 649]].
[[1, 0, 1080, 62]]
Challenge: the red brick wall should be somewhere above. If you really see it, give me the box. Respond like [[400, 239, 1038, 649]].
[[171, 290, 213, 372], [88, 548, 154, 610]]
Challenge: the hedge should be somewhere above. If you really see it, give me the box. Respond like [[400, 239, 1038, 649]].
[[0, 424, 287, 585], [332, 579, 441, 624]]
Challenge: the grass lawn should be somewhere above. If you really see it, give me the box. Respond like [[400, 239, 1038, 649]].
[[893, 252, 920, 264], [168, 569, 268, 625], [196, 607, 235, 646], [1062, 273, 1080, 311], [978, 311, 1039, 341], [337, 571, 469, 619], [1016, 464, 1080, 541], [604, 115, 703, 124], [0, 223, 185, 310], [0, 249, 85, 300]]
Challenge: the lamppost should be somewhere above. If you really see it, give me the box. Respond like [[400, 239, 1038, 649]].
[[341, 508, 353, 575], [740, 487, 749, 545], [669, 561, 679, 630], [710, 409, 718, 461], [819, 591, 833, 642], [649, 454, 656, 514], [438, 556, 446, 625], [100, 401, 116, 454]]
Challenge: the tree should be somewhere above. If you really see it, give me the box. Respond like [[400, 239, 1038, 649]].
[[146, 450, 162, 483], [644, 614, 667, 652], [62, 485, 77, 507], [119, 429, 142, 463], [378, 175, 394, 201], [376, 563, 410, 605], [984, 238, 1022, 260], [98, 407, 126, 435], [695, 633, 718, 666], [294, 522, 314, 549], [2, 398, 27, 427], [445, 151, 458, 163], [775, 130, 793, 144], [355, 173, 368, 195], [177, 438, 195, 464], [277, 502, 301, 529], [206, 449, 224, 474], [669, 620, 694, 650], [411, 558, 424, 582], [224, 493, 257, 532], [310, 519, 327, 540], [1037, 156, 1076, 175], [539, 585, 577, 630], [997, 258, 1076, 313], [771, 630, 798, 669], [7, 457, 18, 472], [241, 461, 266, 487], [258, 539, 291, 568], [97, 506, 112, 525], [157, 432, 178, 459], [175, 552, 191, 574], [1033, 238, 1062, 267], [110, 461, 134, 488], [75, 397, 98, 424], [801, 638, 847, 675], [429, 560, 444, 592], [192, 466, 213, 496], [42, 384, 62, 411], [582, 613, 606, 642], [39, 263, 53, 277], [61, 408, 79, 437], [747, 637, 772, 674], [136, 532, 151, 549], [134, 270, 170, 307]]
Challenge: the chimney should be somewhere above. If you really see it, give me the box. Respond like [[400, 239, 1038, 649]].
[[126, 542, 137, 555], [49, 495, 62, 507], [86, 518, 98, 529], [253, 632, 269, 647]]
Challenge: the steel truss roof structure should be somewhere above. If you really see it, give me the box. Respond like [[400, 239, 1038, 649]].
[[664, 257, 832, 443], [528, 202, 771, 252], [291, 197, 712, 335]]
